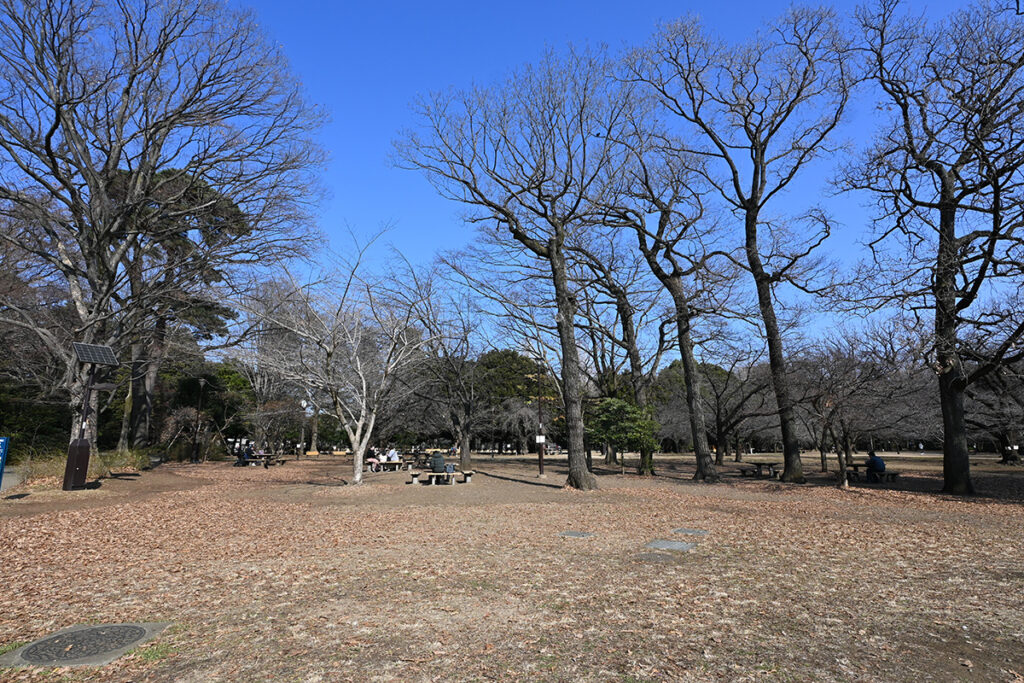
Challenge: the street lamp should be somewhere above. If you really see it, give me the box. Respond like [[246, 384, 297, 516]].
[[535, 371, 545, 477], [299, 399, 308, 460], [191, 378, 207, 463]]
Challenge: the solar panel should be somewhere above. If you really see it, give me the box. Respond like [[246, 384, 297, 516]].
[[71, 343, 119, 366]]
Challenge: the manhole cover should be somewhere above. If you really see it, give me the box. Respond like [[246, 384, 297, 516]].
[[634, 552, 679, 564], [0, 623, 172, 668], [559, 531, 595, 538], [21, 625, 148, 664], [645, 539, 696, 552]]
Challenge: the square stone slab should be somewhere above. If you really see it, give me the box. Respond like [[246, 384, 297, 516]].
[[645, 539, 696, 552], [559, 531, 595, 538], [673, 528, 708, 536], [0, 622, 171, 667], [633, 552, 681, 564]]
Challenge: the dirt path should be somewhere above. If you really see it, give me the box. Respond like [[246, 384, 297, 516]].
[[1, 456, 1023, 682]]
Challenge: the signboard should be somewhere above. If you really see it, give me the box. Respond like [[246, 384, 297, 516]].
[[0, 437, 8, 490], [535, 435, 546, 444]]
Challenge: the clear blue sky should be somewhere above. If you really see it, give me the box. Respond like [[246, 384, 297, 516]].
[[240, 0, 964, 266]]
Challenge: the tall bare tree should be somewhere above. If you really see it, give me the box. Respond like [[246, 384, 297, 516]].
[[851, 0, 1024, 493], [629, 8, 852, 483], [401, 49, 635, 490], [0, 0, 322, 447]]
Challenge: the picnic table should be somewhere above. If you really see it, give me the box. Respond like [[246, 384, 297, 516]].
[[739, 461, 781, 478], [235, 453, 284, 468], [409, 469, 474, 485], [844, 463, 900, 482]]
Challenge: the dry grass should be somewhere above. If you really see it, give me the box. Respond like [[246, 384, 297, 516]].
[[1, 454, 1023, 682]]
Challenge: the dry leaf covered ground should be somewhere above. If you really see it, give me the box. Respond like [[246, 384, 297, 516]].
[[1, 453, 1023, 682]]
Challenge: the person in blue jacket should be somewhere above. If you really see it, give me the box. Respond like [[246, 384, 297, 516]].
[[865, 450, 886, 482]]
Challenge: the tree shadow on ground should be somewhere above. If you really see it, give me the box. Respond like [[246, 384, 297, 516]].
[[648, 459, 1024, 505], [476, 470, 564, 490], [303, 479, 348, 487]]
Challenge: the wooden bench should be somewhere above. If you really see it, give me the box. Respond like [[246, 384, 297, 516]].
[[461, 470, 474, 483], [738, 463, 779, 478], [837, 470, 900, 483], [236, 455, 283, 468]]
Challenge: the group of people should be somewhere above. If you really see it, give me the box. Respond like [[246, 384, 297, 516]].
[[233, 444, 271, 468], [365, 446, 400, 472]]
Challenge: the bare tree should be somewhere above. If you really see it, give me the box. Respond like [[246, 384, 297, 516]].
[[0, 0, 322, 447], [401, 49, 637, 490], [697, 332, 775, 465], [401, 261, 489, 470], [851, 0, 1024, 493], [629, 8, 852, 483], [242, 249, 432, 485], [594, 109, 734, 481], [570, 230, 672, 473], [791, 325, 922, 487]]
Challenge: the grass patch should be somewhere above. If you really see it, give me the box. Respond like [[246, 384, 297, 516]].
[[0, 640, 26, 655], [132, 641, 178, 664]]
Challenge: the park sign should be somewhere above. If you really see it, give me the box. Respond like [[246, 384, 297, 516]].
[[0, 436, 8, 489]]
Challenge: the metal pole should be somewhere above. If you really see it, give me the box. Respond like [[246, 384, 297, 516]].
[[78, 364, 97, 441], [537, 371, 545, 476], [64, 364, 96, 491]]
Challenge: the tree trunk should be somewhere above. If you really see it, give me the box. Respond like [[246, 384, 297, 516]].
[[830, 425, 849, 489], [744, 209, 804, 483], [128, 348, 148, 447], [459, 430, 472, 471], [715, 430, 729, 466], [347, 412, 376, 485], [310, 410, 319, 453], [734, 434, 743, 462], [675, 303, 717, 482], [548, 245, 597, 490], [637, 446, 654, 476], [934, 203, 974, 494], [938, 372, 973, 493], [133, 317, 165, 449], [117, 343, 145, 454]]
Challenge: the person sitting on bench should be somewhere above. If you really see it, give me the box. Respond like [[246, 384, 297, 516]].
[[430, 452, 446, 473], [366, 447, 381, 472], [865, 450, 886, 482]]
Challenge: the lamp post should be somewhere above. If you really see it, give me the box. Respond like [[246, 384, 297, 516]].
[[191, 378, 207, 463], [536, 371, 545, 477], [299, 399, 308, 460]]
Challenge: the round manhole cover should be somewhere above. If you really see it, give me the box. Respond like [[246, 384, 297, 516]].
[[21, 625, 148, 664]]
